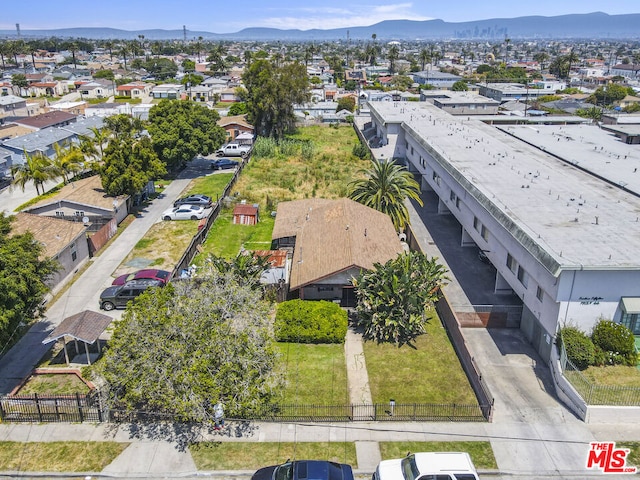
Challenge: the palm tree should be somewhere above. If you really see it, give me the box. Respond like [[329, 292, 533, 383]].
[[11, 150, 54, 195], [119, 43, 128, 70], [387, 44, 400, 74], [565, 48, 580, 81], [51, 142, 84, 184], [533, 52, 549, 73], [105, 40, 114, 61], [348, 159, 423, 232], [418, 48, 431, 71]]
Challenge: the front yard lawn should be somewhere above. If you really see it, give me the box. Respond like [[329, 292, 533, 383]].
[[276, 343, 348, 405], [190, 442, 357, 470], [363, 312, 478, 405], [0, 442, 128, 471]]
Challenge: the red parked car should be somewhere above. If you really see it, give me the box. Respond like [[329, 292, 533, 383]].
[[112, 269, 171, 286]]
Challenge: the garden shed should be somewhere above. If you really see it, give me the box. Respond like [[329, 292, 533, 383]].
[[233, 203, 259, 225]]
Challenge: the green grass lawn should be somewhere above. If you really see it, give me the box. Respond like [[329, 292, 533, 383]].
[[0, 442, 128, 471], [276, 343, 349, 405], [363, 311, 477, 405], [183, 172, 234, 199], [199, 212, 274, 260], [379, 442, 497, 469], [190, 442, 357, 470]]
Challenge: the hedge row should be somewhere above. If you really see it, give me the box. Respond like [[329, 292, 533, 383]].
[[274, 299, 347, 344]]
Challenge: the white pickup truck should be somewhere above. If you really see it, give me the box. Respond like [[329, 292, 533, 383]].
[[215, 143, 252, 157]]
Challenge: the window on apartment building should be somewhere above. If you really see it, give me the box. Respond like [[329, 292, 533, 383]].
[[74, 211, 85, 217], [317, 286, 334, 292], [55, 211, 64, 217], [456, 197, 461, 209], [536, 286, 544, 302], [70, 242, 77, 262], [432, 171, 441, 186], [517, 265, 528, 287], [506, 253, 517, 273], [411, 146, 414, 155], [450, 191, 456, 202], [481, 225, 489, 242], [473, 216, 479, 231]]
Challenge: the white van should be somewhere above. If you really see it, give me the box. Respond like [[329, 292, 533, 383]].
[[373, 452, 479, 480]]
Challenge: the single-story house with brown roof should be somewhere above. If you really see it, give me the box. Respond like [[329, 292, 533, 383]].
[[116, 81, 152, 99], [13, 110, 77, 130], [23, 175, 129, 227], [10, 212, 89, 291], [233, 203, 259, 225], [272, 198, 404, 306], [218, 115, 254, 142]]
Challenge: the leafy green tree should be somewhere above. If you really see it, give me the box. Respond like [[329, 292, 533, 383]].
[[181, 73, 203, 86], [575, 106, 603, 123], [182, 59, 195, 71], [93, 69, 115, 81], [205, 253, 271, 290], [11, 150, 54, 195], [104, 114, 145, 137], [144, 58, 178, 80], [148, 100, 226, 169], [336, 96, 356, 112], [452, 80, 468, 91], [353, 251, 448, 345], [100, 136, 166, 196], [589, 84, 634, 106], [92, 266, 282, 424], [0, 214, 59, 346], [348, 159, 423, 232], [243, 59, 310, 138], [227, 102, 248, 116], [11, 73, 28, 90]]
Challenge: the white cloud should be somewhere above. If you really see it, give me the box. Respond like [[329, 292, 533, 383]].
[[250, 3, 431, 31]]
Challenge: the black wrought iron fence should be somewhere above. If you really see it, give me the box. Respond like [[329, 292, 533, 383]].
[[0, 392, 104, 423]]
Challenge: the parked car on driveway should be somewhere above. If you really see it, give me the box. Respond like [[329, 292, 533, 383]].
[[112, 269, 171, 286], [173, 194, 212, 208], [211, 158, 239, 170], [99, 279, 163, 311], [373, 452, 479, 480], [162, 205, 207, 221], [252, 460, 354, 480]]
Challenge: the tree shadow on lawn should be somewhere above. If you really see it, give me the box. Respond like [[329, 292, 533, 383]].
[[102, 420, 258, 452]]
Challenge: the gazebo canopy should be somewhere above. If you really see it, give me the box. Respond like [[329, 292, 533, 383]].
[[43, 310, 112, 345]]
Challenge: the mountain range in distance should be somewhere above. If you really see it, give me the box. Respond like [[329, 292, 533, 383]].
[[1, 12, 639, 41]]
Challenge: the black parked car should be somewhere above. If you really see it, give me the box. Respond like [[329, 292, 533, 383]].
[[99, 279, 163, 311], [173, 194, 212, 208], [251, 461, 354, 480], [211, 158, 239, 170]]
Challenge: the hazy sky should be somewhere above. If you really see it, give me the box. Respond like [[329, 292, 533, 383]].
[[2, 1, 639, 33]]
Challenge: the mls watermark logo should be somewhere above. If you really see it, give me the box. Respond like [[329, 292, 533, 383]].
[[587, 442, 637, 474]]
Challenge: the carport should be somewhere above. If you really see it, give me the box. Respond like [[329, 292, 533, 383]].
[[42, 310, 113, 365]]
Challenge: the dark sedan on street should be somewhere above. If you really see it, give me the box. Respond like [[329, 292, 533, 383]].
[[112, 269, 171, 286], [211, 158, 239, 170], [251, 460, 354, 480]]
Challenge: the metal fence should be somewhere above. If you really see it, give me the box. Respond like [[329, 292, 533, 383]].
[[0, 397, 489, 423], [0, 392, 104, 423], [559, 339, 640, 406]]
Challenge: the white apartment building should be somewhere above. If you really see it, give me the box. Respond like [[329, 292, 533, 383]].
[[367, 101, 640, 363]]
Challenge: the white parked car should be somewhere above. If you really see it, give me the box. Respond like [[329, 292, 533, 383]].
[[373, 452, 479, 480], [161, 205, 207, 221]]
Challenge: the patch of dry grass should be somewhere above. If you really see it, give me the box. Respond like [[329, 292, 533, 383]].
[[117, 220, 200, 273], [17, 373, 91, 396]]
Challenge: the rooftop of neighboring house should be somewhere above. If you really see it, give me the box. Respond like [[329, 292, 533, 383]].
[[10, 212, 87, 259], [13, 111, 76, 130], [26, 175, 128, 213], [0, 95, 27, 106], [218, 115, 253, 129]]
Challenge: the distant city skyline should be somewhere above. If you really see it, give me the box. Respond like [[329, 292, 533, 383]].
[[2, 1, 640, 34]]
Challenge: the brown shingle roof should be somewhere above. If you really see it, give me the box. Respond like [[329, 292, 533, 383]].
[[273, 198, 404, 290], [27, 175, 128, 212], [233, 204, 258, 216], [11, 212, 86, 258], [43, 310, 113, 345], [15, 111, 76, 129], [218, 115, 253, 130]]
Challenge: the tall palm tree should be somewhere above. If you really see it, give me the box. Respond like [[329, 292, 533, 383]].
[[387, 44, 399, 74], [51, 142, 84, 184], [11, 150, 54, 195], [119, 43, 128, 70], [348, 159, 423, 232], [418, 48, 431, 71]]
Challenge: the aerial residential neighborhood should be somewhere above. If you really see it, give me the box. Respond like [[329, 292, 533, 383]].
[[1, 3, 640, 478]]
